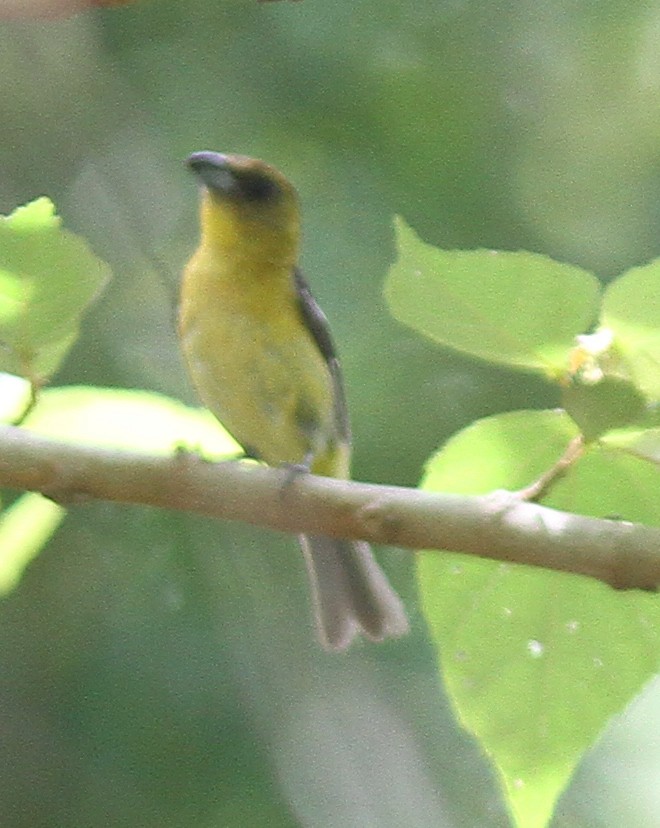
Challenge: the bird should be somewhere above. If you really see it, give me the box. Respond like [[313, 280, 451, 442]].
[[179, 150, 408, 650]]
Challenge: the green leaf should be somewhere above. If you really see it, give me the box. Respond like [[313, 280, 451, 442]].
[[385, 217, 601, 377], [0, 493, 65, 594], [418, 410, 660, 828], [601, 427, 660, 465], [0, 372, 32, 422], [24, 385, 241, 456], [0, 198, 110, 381], [562, 375, 648, 441], [601, 260, 660, 400]]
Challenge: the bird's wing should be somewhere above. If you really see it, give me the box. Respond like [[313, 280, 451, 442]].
[[293, 267, 351, 445]]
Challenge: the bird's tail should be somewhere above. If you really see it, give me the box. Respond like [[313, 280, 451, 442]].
[[298, 534, 409, 651]]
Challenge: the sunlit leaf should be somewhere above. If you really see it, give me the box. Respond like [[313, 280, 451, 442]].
[[24, 385, 240, 457], [602, 261, 660, 401], [0, 372, 32, 423], [385, 217, 601, 378], [0, 198, 110, 381], [419, 410, 660, 828], [0, 494, 65, 594]]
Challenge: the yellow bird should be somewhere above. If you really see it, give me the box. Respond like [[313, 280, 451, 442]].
[[179, 151, 408, 650]]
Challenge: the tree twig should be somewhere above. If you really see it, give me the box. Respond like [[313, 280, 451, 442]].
[[515, 435, 585, 501], [0, 424, 658, 591]]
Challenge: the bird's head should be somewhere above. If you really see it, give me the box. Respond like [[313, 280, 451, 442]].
[[187, 151, 301, 257]]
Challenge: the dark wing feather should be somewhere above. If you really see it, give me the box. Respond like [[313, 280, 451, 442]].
[[293, 267, 351, 444]]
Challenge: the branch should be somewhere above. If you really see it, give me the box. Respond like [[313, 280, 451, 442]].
[[0, 424, 658, 591]]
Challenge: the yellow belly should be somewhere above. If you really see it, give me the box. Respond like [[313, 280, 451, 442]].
[[179, 253, 339, 472]]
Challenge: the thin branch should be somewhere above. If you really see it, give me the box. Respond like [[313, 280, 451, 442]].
[[0, 424, 658, 591], [515, 435, 585, 501]]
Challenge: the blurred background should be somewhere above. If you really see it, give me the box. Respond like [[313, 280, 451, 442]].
[[1, 1, 660, 825]]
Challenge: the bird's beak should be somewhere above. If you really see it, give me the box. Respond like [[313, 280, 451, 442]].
[[186, 151, 236, 195]]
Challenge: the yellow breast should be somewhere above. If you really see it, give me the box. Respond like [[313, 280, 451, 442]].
[[179, 245, 337, 470]]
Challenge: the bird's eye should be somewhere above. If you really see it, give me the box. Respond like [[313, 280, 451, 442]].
[[238, 172, 279, 202]]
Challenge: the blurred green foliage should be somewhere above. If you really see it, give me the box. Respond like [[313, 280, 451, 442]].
[[0, 198, 109, 380], [1, 1, 660, 827]]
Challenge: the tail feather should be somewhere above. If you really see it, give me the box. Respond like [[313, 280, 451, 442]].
[[299, 534, 409, 651]]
